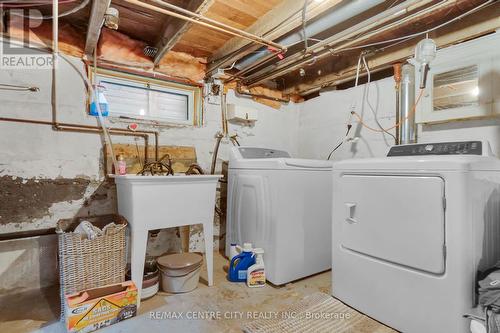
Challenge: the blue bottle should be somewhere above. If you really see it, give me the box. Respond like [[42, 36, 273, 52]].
[[89, 87, 109, 117], [228, 243, 255, 282]]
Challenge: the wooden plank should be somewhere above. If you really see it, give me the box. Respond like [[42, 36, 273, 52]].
[[153, 0, 215, 66], [208, 0, 343, 71], [285, 7, 500, 95], [84, 0, 111, 57], [105, 144, 198, 175]]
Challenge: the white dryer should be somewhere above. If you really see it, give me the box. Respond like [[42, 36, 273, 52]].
[[332, 141, 500, 333], [226, 147, 333, 285]]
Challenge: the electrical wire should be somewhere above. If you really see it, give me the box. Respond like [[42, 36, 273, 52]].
[[361, 54, 397, 142], [257, 0, 494, 82], [327, 0, 495, 54], [221, 61, 236, 71], [351, 89, 424, 133], [327, 124, 352, 160]]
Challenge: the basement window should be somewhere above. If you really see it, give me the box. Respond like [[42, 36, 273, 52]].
[[91, 69, 201, 125]]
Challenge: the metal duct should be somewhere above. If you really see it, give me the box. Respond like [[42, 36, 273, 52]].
[[234, 0, 385, 70], [399, 64, 416, 144]]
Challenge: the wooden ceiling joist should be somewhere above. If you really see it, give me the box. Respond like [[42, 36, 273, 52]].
[[153, 0, 215, 66], [84, 0, 111, 57], [285, 5, 500, 95]]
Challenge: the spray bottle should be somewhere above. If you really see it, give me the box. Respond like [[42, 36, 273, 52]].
[[247, 248, 265, 288], [90, 85, 110, 117]]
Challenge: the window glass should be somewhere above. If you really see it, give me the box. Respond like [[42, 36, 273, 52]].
[[433, 65, 479, 111]]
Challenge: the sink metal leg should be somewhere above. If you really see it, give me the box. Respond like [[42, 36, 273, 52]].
[[203, 221, 214, 286], [131, 227, 148, 308]]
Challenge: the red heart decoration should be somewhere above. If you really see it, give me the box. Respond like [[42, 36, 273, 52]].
[[128, 123, 138, 131]]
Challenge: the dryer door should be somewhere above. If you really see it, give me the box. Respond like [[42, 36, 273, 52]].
[[340, 174, 446, 274]]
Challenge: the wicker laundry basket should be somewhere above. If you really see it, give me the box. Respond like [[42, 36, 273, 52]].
[[56, 214, 127, 319]]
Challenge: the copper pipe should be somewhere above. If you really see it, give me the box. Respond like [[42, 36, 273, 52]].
[[123, 0, 286, 52], [229, 134, 240, 147], [0, 116, 151, 162], [185, 163, 205, 175], [393, 63, 402, 145], [210, 132, 224, 175], [236, 84, 290, 103]]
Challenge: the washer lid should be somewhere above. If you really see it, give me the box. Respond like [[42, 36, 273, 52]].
[[230, 157, 333, 170], [157, 253, 202, 270]]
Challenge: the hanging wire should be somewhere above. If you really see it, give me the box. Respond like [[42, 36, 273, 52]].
[[0, 83, 39, 91], [361, 54, 397, 142], [352, 89, 425, 134]]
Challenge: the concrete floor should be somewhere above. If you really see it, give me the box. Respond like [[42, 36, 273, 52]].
[[0, 252, 396, 333]]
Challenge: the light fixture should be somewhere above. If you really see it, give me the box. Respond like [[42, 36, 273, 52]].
[[414, 38, 437, 89]]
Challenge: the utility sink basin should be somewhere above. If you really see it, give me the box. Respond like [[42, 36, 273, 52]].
[[113, 174, 222, 306]]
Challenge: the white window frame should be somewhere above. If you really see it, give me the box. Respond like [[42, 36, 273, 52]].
[[90, 68, 201, 126]]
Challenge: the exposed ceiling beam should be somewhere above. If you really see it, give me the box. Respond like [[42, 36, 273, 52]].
[[153, 0, 215, 66], [84, 0, 111, 57], [0, 11, 5, 33], [207, 0, 343, 73], [286, 6, 500, 95]]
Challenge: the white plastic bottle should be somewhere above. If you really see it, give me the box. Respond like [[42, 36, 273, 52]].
[[229, 243, 239, 260], [247, 248, 265, 288]]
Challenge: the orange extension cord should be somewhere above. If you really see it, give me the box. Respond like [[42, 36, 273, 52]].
[[351, 89, 424, 133]]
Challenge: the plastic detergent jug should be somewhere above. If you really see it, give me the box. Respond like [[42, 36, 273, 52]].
[[228, 243, 255, 282]]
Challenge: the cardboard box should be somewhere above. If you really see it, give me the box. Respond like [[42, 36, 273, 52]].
[[64, 281, 137, 333]]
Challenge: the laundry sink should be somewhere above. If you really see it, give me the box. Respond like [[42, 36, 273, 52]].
[[113, 174, 222, 306]]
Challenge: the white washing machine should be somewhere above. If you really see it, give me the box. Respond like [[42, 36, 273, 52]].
[[226, 146, 333, 285], [332, 141, 500, 333]]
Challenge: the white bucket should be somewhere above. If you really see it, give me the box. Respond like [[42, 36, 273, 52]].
[[157, 253, 203, 293]]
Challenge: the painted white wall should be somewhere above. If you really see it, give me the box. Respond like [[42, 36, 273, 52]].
[[298, 77, 397, 161], [299, 77, 500, 161], [298, 33, 500, 161]]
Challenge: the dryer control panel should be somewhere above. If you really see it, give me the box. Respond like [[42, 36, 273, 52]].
[[388, 141, 483, 156]]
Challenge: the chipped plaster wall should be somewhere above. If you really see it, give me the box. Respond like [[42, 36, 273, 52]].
[[0, 51, 299, 291]]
